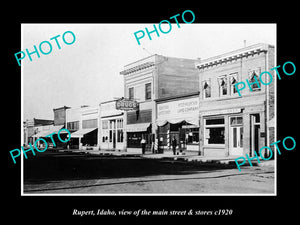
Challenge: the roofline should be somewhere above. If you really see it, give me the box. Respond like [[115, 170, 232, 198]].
[[195, 43, 274, 69]]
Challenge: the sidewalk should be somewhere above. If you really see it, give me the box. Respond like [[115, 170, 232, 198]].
[[58, 148, 275, 169]]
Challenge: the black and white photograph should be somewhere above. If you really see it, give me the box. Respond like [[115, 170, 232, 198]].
[[4, 4, 298, 224], [21, 23, 276, 195]]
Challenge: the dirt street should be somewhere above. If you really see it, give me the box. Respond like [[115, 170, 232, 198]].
[[23, 152, 275, 194]]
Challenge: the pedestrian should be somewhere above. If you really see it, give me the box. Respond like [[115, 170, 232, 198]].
[[172, 136, 177, 155], [141, 136, 146, 154]]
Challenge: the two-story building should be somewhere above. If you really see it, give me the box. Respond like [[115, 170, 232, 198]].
[[99, 100, 125, 151], [195, 43, 275, 158], [120, 54, 199, 153]]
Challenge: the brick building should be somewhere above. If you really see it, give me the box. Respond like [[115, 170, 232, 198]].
[[195, 43, 275, 157]]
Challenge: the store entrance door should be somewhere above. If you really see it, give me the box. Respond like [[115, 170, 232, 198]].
[[229, 116, 243, 156], [230, 126, 243, 155], [250, 114, 260, 156]]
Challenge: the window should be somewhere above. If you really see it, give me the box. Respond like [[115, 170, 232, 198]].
[[229, 73, 238, 95], [116, 119, 123, 142], [109, 120, 115, 129], [204, 118, 225, 145], [129, 87, 134, 100], [145, 83, 151, 100], [117, 130, 123, 142], [203, 80, 211, 99], [67, 121, 79, 131], [218, 76, 227, 96], [116, 119, 123, 129], [185, 128, 199, 144], [230, 116, 243, 126], [248, 70, 261, 92]]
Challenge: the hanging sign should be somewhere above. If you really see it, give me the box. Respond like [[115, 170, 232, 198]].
[[116, 98, 139, 111]]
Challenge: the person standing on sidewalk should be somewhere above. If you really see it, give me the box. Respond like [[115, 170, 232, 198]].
[[141, 136, 146, 154], [172, 136, 177, 155]]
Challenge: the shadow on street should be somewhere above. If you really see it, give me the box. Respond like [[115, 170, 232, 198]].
[[24, 151, 236, 184]]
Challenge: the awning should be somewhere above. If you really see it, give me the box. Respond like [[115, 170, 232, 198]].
[[32, 125, 64, 138], [69, 128, 97, 138], [125, 123, 150, 132], [156, 117, 199, 127]]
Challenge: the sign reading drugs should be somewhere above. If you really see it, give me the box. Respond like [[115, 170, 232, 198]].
[[116, 98, 139, 111]]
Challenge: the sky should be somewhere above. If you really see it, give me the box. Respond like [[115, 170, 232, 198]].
[[22, 23, 276, 120]]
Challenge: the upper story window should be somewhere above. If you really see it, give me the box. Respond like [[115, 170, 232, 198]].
[[218, 76, 227, 96], [202, 80, 211, 99], [145, 83, 151, 100], [248, 69, 261, 92], [67, 121, 79, 131], [129, 87, 134, 100], [229, 73, 238, 95]]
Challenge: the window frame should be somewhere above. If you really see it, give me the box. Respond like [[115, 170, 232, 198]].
[[218, 75, 228, 97], [203, 79, 211, 99], [204, 117, 225, 146], [145, 83, 152, 100], [129, 87, 134, 100]]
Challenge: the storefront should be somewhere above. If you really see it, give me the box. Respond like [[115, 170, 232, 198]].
[[68, 105, 99, 150], [32, 124, 66, 148], [195, 43, 274, 158], [125, 109, 153, 153], [156, 94, 200, 153], [126, 123, 152, 148], [200, 106, 265, 157], [100, 100, 125, 151]]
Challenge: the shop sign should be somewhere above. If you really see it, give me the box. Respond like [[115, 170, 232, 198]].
[[116, 98, 139, 111], [157, 97, 199, 120]]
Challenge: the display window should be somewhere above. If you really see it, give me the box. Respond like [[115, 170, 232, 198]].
[[204, 117, 225, 145]]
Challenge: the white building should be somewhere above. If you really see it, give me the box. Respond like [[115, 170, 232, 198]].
[[99, 100, 125, 151]]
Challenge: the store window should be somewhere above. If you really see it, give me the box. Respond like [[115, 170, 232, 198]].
[[129, 87, 134, 100], [145, 83, 151, 100], [185, 128, 199, 144], [204, 118, 225, 145], [203, 80, 211, 99]]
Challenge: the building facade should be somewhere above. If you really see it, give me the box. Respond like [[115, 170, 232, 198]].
[[195, 43, 275, 157], [156, 93, 200, 152], [68, 105, 99, 150], [120, 54, 199, 153], [66, 107, 82, 149], [99, 100, 125, 151], [23, 118, 54, 147]]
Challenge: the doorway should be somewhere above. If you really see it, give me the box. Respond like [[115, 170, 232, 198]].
[[229, 116, 243, 156], [250, 114, 260, 156]]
